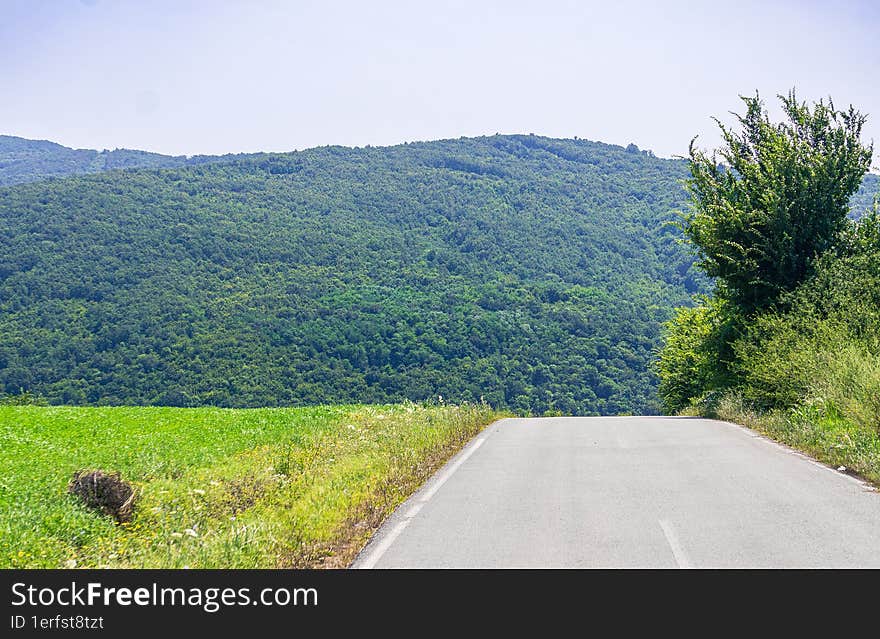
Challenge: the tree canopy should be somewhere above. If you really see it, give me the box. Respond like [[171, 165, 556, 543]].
[[682, 91, 873, 316], [659, 90, 877, 415]]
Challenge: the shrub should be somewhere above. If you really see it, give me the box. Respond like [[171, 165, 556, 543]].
[[733, 215, 880, 413], [656, 297, 738, 413], [733, 314, 835, 409]]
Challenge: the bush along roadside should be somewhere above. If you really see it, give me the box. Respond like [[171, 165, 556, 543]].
[[671, 216, 880, 487], [656, 90, 880, 486]]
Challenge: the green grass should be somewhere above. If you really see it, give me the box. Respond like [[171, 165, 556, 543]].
[[0, 402, 502, 568]]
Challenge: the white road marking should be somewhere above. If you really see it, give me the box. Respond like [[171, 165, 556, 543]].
[[356, 520, 409, 569], [355, 435, 488, 569], [420, 437, 485, 502], [659, 519, 692, 568]]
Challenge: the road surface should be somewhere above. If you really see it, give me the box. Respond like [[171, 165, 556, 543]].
[[353, 416, 880, 568]]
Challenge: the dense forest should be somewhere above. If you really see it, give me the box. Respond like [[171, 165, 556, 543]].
[[852, 173, 879, 215], [1, 133, 876, 414], [0, 135, 230, 186], [0, 135, 705, 414]]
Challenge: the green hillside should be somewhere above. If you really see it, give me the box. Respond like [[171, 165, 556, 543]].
[[0, 135, 704, 414], [0, 135, 229, 186], [851, 173, 880, 215]]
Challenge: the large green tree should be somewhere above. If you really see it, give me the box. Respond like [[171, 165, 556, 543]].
[[682, 90, 873, 316]]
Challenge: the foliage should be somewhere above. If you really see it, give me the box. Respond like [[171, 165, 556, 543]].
[[654, 296, 737, 413], [0, 389, 46, 405], [0, 134, 707, 414], [681, 91, 872, 316], [0, 402, 501, 568], [811, 345, 880, 433], [674, 210, 880, 484], [4, 131, 873, 415], [733, 212, 880, 411], [660, 90, 875, 417]]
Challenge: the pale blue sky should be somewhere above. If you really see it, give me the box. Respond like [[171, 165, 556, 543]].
[[2, 0, 877, 165]]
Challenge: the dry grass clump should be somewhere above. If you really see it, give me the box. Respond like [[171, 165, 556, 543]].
[[68, 469, 136, 523]]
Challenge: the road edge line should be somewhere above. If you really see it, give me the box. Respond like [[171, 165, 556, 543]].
[[659, 519, 692, 569], [352, 419, 504, 569]]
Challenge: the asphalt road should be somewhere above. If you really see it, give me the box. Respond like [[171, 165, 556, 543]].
[[352, 416, 880, 568]]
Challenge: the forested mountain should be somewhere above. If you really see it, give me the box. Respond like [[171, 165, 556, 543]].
[[0, 135, 703, 414], [0, 135, 230, 186], [1, 134, 874, 414], [851, 173, 879, 214]]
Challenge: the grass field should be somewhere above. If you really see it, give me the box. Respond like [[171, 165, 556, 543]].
[[0, 402, 501, 568]]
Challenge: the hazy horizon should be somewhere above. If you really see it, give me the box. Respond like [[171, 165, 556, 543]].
[[3, 0, 878, 166]]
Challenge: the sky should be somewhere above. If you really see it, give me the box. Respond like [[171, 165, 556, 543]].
[[2, 0, 878, 166]]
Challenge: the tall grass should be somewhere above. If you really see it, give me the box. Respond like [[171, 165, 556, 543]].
[[710, 388, 880, 486], [812, 345, 880, 434], [705, 342, 880, 485]]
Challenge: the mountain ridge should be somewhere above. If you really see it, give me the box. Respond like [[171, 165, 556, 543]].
[[3, 131, 877, 208], [0, 134, 237, 186]]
